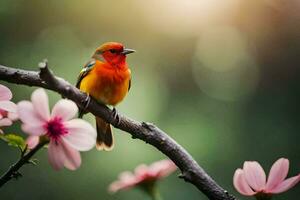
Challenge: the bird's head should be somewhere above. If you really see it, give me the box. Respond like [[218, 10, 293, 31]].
[[92, 42, 135, 66]]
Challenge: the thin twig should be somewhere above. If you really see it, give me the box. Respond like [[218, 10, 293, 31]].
[[0, 140, 48, 187], [0, 63, 236, 200]]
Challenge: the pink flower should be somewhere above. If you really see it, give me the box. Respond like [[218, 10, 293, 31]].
[[109, 159, 177, 193], [233, 158, 300, 197], [0, 84, 18, 133], [17, 88, 96, 170]]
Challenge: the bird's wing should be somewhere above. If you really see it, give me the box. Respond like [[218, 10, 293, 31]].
[[128, 78, 131, 91], [128, 69, 131, 92], [76, 59, 96, 88]]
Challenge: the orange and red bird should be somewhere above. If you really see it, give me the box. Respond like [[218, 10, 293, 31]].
[[76, 42, 134, 151]]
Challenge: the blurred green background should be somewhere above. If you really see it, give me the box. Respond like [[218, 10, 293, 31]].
[[0, 0, 299, 199]]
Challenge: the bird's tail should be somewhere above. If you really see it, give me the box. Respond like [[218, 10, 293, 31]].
[[95, 117, 114, 151]]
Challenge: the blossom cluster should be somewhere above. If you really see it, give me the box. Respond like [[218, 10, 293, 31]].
[[0, 85, 96, 170]]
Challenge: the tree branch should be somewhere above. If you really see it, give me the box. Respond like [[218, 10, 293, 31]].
[[0, 62, 236, 200], [0, 140, 48, 187]]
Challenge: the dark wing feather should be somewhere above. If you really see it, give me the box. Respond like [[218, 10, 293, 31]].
[[128, 78, 131, 91], [76, 59, 96, 88], [76, 59, 96, 118]]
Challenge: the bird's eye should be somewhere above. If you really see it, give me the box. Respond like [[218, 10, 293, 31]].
[[109, 49, 117, 53]]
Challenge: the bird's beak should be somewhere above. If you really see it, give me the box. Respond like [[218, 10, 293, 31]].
[[121, 48, 135, 55]]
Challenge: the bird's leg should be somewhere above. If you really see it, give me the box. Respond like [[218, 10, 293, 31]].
[[83, 94, 91, 110], [79, 94, 91, 118], [112, 107, 121, 126]]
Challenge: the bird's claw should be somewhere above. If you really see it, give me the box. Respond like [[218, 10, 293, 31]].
[[83, 94, 91, 109], [79, 94, 91, 118], [112, 107, 121, 126]]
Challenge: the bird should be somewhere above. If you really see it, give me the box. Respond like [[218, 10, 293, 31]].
[[76, 42, 135, 151]]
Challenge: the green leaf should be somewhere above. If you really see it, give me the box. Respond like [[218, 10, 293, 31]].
[[0, 134, 26, 150]]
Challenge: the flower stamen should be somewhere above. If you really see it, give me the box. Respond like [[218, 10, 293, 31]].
[[45, 117, 68, 141]]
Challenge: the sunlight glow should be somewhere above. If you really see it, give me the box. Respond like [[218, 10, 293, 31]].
[[135, 0, 240, 37]]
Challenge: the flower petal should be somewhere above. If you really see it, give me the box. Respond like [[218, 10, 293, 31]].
[[21, 124, 45, 136], [134, 164, 148, 178], [31, 88, 50, 121], [0, 101, 17, 113], [119, 171, 136, 182], [17, 101, 45, 125], [0, 118, 12, 127], [109, 172, 140, 193], [233, 168, 257, 196], [62, 119, 96, 151], [154, 160, 177, 178], [108, 182, 123, 193], [48, 140, 65, 170], [51, 99, 78, 121], [266, 158, 289, 191], [7, 112, 18, 121], [60, 140, 81, 170], [0, 84, 12, 101], [243, 161, 267, 192], [26, 136, 40, 149], [268, 174, 300, 194]]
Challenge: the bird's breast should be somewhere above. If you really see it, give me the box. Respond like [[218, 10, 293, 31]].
[[80, 65, 131, 106]]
